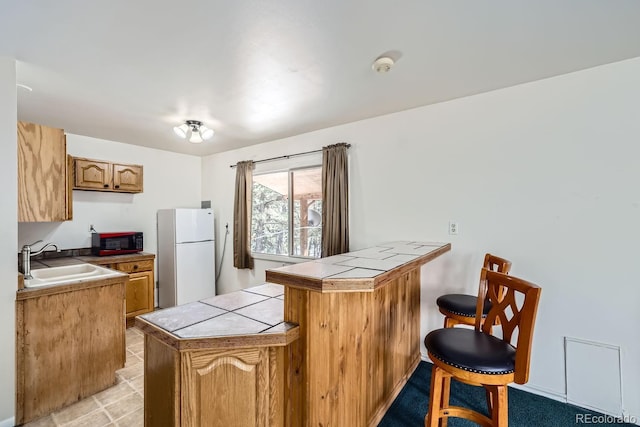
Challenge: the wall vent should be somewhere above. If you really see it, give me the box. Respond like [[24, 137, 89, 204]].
[[565, 337, 623, 416]]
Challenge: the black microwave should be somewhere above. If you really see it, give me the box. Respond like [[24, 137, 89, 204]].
[[91, 232, 143, 256]]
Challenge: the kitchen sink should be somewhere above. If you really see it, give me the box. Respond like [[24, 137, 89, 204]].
[[24, 263, 125, 288]]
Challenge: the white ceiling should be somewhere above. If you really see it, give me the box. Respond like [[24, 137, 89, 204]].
[[2, 1, 640, 157]]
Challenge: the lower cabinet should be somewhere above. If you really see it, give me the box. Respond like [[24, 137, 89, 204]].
[[144, 336, 286, 427], [126, 270, 154, 317], [88, 254, 155, 326], [16, 278, 126, 424]]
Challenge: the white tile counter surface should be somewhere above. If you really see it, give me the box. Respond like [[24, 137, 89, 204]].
[[266, 241, 451, 291], [138, 282, 296, 342]]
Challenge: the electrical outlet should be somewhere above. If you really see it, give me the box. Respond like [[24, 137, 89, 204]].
[[448, 221, 458, 235]]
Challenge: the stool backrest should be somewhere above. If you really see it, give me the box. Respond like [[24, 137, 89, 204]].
[[483, 253, 512, 273], [475, 268, 542, 384], [481, 253, 512, 313]]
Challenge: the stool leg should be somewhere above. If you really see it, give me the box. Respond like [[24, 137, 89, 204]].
[[444, 317, 456, 328], [425, 365, 444, 427], [485, 385, 493, 416], [493, 385, 508, 427], [440, 375, 451, 427]]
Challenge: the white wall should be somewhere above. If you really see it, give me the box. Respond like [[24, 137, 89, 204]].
[[19, 135, 202, 260], [202, 57, 640, 419], [0, 57, 17, 425]]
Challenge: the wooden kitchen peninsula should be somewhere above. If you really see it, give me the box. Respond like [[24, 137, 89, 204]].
[[136, 241, 449, 426], [265, 241, 451, 426], [135, 283, 299, 426]]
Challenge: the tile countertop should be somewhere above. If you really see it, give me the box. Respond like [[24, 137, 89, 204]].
[[135, 283, 299, 351], [265, 241, 451, 292], [25, 251, 156, 270], [18, 252, 155, 292]]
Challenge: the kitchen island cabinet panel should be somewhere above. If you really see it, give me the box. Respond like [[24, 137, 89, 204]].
[[141, 325, 290, 427], [137, 283, 296, 426], [283, 268, 421, 426], [268, 241, 450, 426], [15, 276, 126, 425], [145, 335, 180, 426], [182, 348, 271, 427]]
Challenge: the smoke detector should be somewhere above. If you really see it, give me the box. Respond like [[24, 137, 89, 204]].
[[372, 56, 394, 73]]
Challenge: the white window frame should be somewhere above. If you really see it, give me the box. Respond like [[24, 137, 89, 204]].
[[251, 164, 322, 263]]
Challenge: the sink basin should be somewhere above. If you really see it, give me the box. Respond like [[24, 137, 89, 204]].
[[24, 263, 124, 288]]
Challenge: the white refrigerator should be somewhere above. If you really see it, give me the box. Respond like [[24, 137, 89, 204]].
[[157, 208, 216, 308]]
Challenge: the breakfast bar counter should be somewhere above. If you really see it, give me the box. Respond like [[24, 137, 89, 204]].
[[266, 241, 451, 426], [135, 283, 299, 426], [136, 241, 449, 426]]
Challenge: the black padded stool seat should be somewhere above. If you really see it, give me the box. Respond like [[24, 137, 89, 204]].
[[437, 254, 512, 328], [436, 294, 492, 318], [425, 328, 516, 375]]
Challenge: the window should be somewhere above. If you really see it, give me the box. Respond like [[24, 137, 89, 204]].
[[251, 166, 322, 258]]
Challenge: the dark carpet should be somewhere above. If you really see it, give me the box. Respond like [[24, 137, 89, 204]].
[[379, 361, 635, 427]]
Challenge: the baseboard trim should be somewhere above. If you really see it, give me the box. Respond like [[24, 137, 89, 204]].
[[510, 382, 567, 403], [0, 416, 15, 427]]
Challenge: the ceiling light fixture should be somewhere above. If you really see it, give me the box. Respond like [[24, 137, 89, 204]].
[[372, 56, 395, 73], [173, 120, 214, 144]]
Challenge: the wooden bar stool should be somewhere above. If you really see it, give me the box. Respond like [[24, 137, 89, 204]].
[[436, 254, 512, 328], [424, 268, 542, 427]]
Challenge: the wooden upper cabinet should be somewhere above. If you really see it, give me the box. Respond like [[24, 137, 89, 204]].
[[113, 163, 143, 192], [74, 157, 143, 193], [18, 121, 72, 222], [75, 158, 112, 190]]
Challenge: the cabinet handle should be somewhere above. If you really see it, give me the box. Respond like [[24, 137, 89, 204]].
[[133, 265, 138, 270], [114, 185, 120, 189], [103, 184, 109, 188]]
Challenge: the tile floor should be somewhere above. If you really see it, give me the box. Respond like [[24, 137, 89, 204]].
[[24, 328, 145, 427]]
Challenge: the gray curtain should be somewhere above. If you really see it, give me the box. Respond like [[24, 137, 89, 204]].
[[321, 143, 349, 257], [233, 161, 254, 269]]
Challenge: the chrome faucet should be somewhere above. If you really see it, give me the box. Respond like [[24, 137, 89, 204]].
[[21, 240, 59, 280]]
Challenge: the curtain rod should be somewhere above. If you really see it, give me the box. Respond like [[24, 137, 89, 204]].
[[229, 143, 351, 168]]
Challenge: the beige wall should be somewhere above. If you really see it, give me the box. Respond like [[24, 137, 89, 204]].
[[0, 57, 17, 425]]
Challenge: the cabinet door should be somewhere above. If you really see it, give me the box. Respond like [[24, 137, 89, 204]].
[[126, 271, 154, 317], [113, 163, 143, 193], [182, 348, 270, 426], [74, 159, 111, 190], [18, 121, 68, 222]]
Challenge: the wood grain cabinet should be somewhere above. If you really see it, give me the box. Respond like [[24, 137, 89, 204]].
[[74, 157, 143, 193], [144, 339, 286, 427], [16, 277, 126, 424], [18, 121, 73, 222], [90, 255, 155, 326]]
